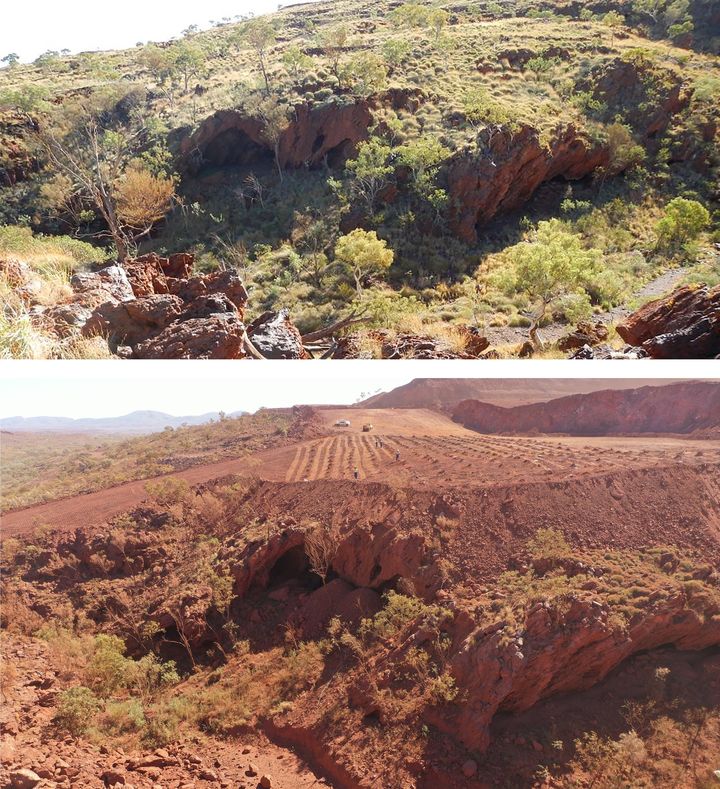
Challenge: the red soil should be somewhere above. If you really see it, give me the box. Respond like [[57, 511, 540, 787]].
[[4, 401, 720, 789], [0, 634, 330, 789], [5, 408, 720, 547]]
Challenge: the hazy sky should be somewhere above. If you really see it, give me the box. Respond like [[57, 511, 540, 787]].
[[0, 361, 697, 419], [1, 361, 414, 418], [2, 0, 318, 62]]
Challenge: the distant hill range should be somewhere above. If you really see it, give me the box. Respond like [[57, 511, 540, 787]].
[[0, 410, 247, 434], [453, 381, 720, 436], [361, 378, 690, 411]]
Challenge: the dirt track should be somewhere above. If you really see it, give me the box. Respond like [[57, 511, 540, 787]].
[[4, 408, 720, 538], [1, 453, 269, 537]]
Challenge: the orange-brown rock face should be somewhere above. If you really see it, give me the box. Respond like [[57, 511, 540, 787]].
[[0, 113, 40, 187], [267, 545, 720, 782], [181, 100, 373, 173], [579, 57, 688, 140], [78, 253, 251, 359], [447, 124, 608, 242], [435, 578, 720, 752], [616, 283, 720, 358], [453, 381, 720, 435]]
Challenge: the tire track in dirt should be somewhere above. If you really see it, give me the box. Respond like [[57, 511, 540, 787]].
[[317, 436, 332, 478], [349, 436, 363, 479], [325, 436, 342, 478], [308, 436, 331, 480], [297, 442, 316, 481], [285, 442, 309, 483], [299, 439, 325, 481], [359, 435, 380, 478]]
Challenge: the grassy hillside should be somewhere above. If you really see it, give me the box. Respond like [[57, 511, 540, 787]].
[[1, 409, 296, 511], [0, 0, 718, 356]]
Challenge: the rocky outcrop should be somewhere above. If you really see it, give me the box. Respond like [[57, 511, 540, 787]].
[[0, 113, 40, 187], [182, 99, 373, 174], [76, 253, 251, 359], [569, 343, 648, 359], [453, 381, 720, 435], [229, 519, 441, 603], [333, 523, 441, 597], [435, 570, 720, 752], [24, 251, 284, 359], [7, 460, 720, 787], [122, 251, 193, 296], [29, 265, 135, 339], [556, 321, 608, 351], [298, 581, 381, 639], [359, 378, 672, 410], [447, 124, 608, 242], [577, 56, 688, 140], [446, 56, 694, 241], [496, 45, 571, 69], [130, 313, 248, 359], [271, 545, 720, 782], [246, 309, 308, 359], [616, 283, 720, 358], [231, 527, 308, 598], [53, 527, 162, 580], [70, 265, 136, 303]]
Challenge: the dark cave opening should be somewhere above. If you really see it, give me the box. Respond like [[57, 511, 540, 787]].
[[311, 133, 326, 154], [201, 128, 274, 171], [267, 545, 323, 591], [155, 624, 219, 671], [325, 138, 354, 168]]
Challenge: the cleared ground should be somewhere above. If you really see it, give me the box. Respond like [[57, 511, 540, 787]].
[[317, 407, 475, 435], [264, 431, 720, 486], [4, 408, 720, 537]]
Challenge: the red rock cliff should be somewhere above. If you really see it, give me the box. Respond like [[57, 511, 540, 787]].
[[453, 381, 720, 435]]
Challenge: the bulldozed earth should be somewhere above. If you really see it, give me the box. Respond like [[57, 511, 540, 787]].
[[2, 384, 720, 787]]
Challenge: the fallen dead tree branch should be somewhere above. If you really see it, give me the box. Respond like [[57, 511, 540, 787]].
[[242, 329, 267, 360], [301, 310, 369, 344]]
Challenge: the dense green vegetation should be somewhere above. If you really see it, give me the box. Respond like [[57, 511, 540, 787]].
[[0, 0, 717, 355]]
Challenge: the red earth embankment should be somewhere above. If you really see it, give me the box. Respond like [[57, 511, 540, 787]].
[[453, 381, 720, 436]]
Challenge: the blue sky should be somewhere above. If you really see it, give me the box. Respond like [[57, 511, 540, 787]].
[[2, 0, 320, 63]]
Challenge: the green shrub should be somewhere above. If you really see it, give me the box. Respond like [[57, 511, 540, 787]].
[[428, 671, 459, 703], [144, 476, 193, 508], [86, 635, 135, 697], [527, 528, 571, 559], [142, 695, 198, 746], [98, 698, 147, 736], [692, 75, 720, 104], [656, 198, 710, 249], [54, 686, 102, 735], [131, 653, 180, 699], [0, 225, 106, 266], [86, 634, 179, 698], [361, 591, 449, 641]]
